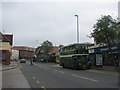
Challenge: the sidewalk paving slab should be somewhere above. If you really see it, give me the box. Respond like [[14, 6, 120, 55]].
[[2, 61, 18, 71], [2, 61, 31, 88]]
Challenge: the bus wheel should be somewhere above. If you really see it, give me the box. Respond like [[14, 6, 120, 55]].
[[62, 64, 65, 68]]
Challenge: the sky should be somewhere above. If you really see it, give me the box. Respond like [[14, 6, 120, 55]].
[[0, 0, 119, 48]]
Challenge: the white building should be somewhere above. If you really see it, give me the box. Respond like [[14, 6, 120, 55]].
[[11, 50, 19, 61]]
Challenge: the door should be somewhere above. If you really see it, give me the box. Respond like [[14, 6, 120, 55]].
[[96, 54, 103, 66]]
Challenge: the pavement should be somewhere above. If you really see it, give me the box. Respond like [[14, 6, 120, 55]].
[[94, 65, 119, 72], [1, 61, 31, 88], [2, 62, 17, 71], [89, 65, 119, 76]]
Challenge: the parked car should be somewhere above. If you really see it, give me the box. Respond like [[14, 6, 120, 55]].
[[40, 58, 49, 62], [20, 59, 26, 63]]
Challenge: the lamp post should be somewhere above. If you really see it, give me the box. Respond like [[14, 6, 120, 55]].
[[75, 15, 79, 43]]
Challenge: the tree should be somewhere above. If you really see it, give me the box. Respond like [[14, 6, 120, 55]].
[[90, 15, 118, 67], [40, 40, 53, 54], [59, 45, 64, 48], [91, 15, 117, 45], [116, 22, 120, 44]]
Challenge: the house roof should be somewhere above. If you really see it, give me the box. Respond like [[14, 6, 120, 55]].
[[48, 46, 60, 55], [4, 34, 13, 46], [12, 46, 36, 51], [0, 32, 13, 46], [34, 46, 41, 55]]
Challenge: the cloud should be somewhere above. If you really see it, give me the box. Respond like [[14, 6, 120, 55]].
[[0, 3, 2, 32], [1, 0, 119, 3], [2, 2, 118, 47]]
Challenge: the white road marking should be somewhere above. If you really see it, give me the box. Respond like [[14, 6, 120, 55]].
[[72, 74, 98, 82], [53, 64, 61, 67], [41, 86, 46, 90], [36, 80, 40, 84], [53, 70, 65, 73]]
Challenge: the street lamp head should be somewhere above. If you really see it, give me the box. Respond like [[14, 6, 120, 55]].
[[75, 15, 78, 17]]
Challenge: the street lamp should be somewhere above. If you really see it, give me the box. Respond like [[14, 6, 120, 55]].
[[75, 15, 79, 43]]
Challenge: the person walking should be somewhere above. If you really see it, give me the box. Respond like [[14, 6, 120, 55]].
[[30, 58, 33, 65]]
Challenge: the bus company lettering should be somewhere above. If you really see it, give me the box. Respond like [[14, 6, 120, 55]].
[[101, 48, 109, 52], [101, 46, 117, 52]]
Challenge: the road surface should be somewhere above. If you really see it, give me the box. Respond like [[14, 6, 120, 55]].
[[19, 62, 118, 88]]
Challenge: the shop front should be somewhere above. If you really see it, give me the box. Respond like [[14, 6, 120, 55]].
[[89, 44, 120, 68]]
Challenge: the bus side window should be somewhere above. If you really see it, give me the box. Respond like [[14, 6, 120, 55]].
[[86, 56, 89, 60]]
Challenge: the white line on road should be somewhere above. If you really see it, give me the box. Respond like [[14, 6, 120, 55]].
[[41, 86, 46, 90], [53, 64, 61, 67], [72, 74, 98, 82], [53, 70, 65, 73], [36, 80, 40, 84]]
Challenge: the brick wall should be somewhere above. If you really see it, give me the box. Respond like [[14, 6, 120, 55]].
[[1, 50, 10, 65]]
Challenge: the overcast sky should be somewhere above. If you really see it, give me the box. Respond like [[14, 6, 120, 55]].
[[0, 0, 119, 48]]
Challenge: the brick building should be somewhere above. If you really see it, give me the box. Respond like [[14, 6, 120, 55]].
[[0, 32, 13, 65], [12, 46, 35, 59]]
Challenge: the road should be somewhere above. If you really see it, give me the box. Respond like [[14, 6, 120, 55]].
[[19, 61, 118, 88]]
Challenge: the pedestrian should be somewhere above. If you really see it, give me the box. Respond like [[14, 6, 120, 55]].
[[30, 58, 33, 65]]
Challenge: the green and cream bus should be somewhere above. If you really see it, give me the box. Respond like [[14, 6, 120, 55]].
[[59, 43, 90, 70]]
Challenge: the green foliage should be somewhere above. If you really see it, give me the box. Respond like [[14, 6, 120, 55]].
[[40, 40, 53, 53], [90, 15, 119, 67], [116, 24, 120, 44], [59, 45, 64, 48], [35, 40, 53, 54], [91, 15, 117, 45]]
